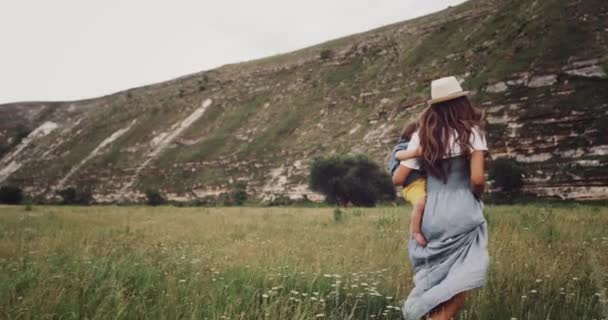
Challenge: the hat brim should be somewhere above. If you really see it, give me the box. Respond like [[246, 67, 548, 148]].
[[427, 91, 470, 105]]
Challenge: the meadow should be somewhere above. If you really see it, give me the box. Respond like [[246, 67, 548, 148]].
[[0, 204, 606, 320]]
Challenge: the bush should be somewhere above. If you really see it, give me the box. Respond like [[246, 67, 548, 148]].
[[194, 196, 220, 206], [0, 142, 10, 157], [231, 182, 248, 206], [489, 158, 525, 193], [309, 154, 395, 207], [266, 194, 293, 206], [319, 49, 334, 60], [333, 208, 343, 222], [145, 189, 166, 206], [0, 185, 24, 204], [56, 187, 93, 205]]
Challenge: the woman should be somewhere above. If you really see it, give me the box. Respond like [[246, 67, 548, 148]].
[[393, 76, 490, 320]]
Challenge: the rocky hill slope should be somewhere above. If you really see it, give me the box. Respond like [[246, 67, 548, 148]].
[[1, 0, 607, 202]]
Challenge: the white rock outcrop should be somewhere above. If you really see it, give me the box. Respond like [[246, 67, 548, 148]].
[[527, 75, 558, 88]]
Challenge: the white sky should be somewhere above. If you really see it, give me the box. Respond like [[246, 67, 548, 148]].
[[0, 0, 466, 104]]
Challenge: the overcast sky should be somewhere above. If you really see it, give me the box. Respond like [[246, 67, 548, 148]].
[[0, 0, 466, 104]]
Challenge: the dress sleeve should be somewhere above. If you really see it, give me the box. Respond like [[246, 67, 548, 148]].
[[400, 131, 421, 170], [470, 126, 488, 152]]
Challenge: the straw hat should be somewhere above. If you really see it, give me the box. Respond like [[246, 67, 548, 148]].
[[427, 76, 470, 105]]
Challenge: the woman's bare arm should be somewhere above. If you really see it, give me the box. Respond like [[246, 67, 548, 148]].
[[392, 164, 412, 186], [395, 147, 422, 161], [470, 151, 486, 199]]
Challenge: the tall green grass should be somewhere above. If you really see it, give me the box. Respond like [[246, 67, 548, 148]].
[[0, 204, 606, 319]]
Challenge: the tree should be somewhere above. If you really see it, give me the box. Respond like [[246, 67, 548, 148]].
[[0, 186, 24, 204], [489, 158, 525, 193], [309, 154, 395, 207], [56, 187, 93, 205], [145, 189, 166, 206], [231, 182, 248, 206], [319, 49, 334, 60]]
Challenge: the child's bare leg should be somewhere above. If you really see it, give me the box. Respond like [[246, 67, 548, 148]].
[[410, 196, 427, 247]]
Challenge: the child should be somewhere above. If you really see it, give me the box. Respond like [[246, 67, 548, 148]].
[[389, 121, 427, 247]]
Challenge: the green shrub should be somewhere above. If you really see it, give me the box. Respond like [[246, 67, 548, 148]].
[[217, 192, 234, 206], [231, 182, 248, 206], [333, 208, 343, 222], [266, 194, 293, 206], [0, 142, 10, 157], [145, 189, 166, 206], [319, 49, 334, 60], [309, 154, 395, 207], [0, 185, 24, 204], [489, 158, 525, 192], [56, 187, 93, 205], [195, 196, 220, 206]]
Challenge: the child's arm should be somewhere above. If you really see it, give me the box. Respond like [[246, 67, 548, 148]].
[[395, 147, 422, 161]]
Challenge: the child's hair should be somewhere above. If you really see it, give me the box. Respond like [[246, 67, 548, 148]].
[[400, 121, 419, 140]]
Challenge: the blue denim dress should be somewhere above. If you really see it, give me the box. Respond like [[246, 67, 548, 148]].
[[401, 156, 490, 319]]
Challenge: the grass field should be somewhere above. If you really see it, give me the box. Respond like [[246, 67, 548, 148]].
[[0, 204, 607, 319]]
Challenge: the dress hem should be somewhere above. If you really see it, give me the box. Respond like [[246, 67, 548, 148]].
[[401, 277, 486, 320]]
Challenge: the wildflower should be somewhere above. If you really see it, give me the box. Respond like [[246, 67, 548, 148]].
[[291, 290, 299, 295], [572, 277, 579, 281], [262, 294, 269, 299], [535, 279, 542, 283], [315, 314, 325, 318], [530, 289, 537, 294], [521, 295, 527, 299], [178, 279, 187, 283]]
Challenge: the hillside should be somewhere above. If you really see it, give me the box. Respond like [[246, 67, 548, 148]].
[[1, 0, 607, 203]]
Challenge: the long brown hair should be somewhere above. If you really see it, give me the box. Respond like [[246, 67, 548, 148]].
[[418, 96, 485, 182]]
